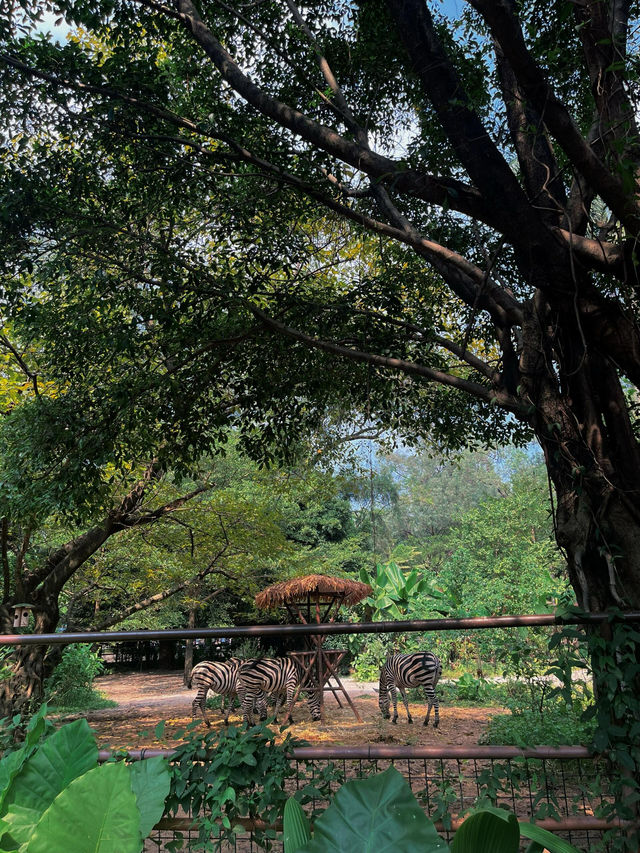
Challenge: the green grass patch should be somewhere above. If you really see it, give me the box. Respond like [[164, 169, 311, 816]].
[[46, 691, 118, 714]]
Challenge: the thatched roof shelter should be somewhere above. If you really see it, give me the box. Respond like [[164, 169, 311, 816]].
[[255, 574, 372, 611]]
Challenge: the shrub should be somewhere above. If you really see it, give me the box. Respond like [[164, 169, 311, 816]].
[[164, 720, 342, 851], [44, 644, 115, 711], [481, 704, 596, 747]]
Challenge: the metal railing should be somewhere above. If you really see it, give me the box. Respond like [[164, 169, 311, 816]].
[[3, 611, 638, 852]]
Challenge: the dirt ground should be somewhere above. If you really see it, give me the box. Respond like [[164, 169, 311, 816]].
[[70, 670, 504, 751]]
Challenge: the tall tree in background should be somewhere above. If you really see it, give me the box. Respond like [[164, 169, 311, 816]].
[[2, 0, 640, 622]]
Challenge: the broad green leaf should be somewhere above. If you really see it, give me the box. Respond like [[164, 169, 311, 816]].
[[283, 797, 311, 853], [128, 757, 170, 839], [298, 766, 447, 853], [451, 807, 519, 853], [1, 720, 97, 847], [519, 821, 581, 853], [26, 762, 141, 853], [0, 706, 51, 818]]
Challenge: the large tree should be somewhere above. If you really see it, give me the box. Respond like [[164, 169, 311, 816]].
[[2, 0, 640, 623]]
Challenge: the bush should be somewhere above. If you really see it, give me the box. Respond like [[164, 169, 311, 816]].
[[44, 644, 115, 711], [481, 704, 596, 746], [165, 721, 342, 851]]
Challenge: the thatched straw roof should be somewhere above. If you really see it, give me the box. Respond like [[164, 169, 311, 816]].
[[255, 574, 372, 610]]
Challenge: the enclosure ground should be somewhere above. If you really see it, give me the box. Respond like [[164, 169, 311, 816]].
[[66, 670, 503, 750]]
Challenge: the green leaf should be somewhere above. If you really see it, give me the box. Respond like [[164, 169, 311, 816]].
[[2, 719, 97, 846], [26, 762, 142, 853], [298, 766, 447, 853], [451, 807, 519, 853], [283, 798, 311, 853], [128, 757, 170, 839], [519, 821, 581, 853], [0, 706, 51, 818]]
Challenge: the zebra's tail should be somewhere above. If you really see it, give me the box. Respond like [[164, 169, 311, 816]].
[[186, 672, 193, 689]]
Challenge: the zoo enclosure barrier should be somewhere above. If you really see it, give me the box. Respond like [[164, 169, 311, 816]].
[[2, 611, 640, 851]]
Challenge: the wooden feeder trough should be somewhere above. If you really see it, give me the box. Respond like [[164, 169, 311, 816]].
[[255, 574, 372, 721]]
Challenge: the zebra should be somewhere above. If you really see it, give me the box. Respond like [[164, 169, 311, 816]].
[[238, 656, 321, 725], [378, 652, 442, 727], [188, 658, 266, 726]]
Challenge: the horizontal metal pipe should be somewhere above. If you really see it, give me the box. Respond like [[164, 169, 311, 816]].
[[99, 744, 595, 762], [154, 815, 629, 833], [2, 611, 640, 646]]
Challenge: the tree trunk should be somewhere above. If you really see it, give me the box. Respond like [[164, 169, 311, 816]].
[[183, 608, 196, 686], [0, 598, 60, 717]]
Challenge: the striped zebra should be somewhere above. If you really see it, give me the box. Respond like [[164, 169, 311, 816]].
[[189, 658, 266, 726], [378, 652, 442, 727], [238, 657, 321, 725]]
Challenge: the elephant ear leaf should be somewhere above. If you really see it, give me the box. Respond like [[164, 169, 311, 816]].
[[128, 757, 170, 839], [26, 762, 142, 853], [0, 706, 51, 817], [298, 766, 447, 853], [1, 719, 97, 847]]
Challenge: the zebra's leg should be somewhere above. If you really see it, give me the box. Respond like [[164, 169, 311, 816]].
[[378, 674, 390, 720], [423, 686, 439, 727], [398, 685, 413, 723], [193, 687, 211, 727], [222, 691, 232, 725], [283, 679, 297, 724], [257, 691, 268, 721], [241, 689, 255, 725], [390, 683, 399, 724], [236, 685, 245, 723], [270, 691, 283, 723]]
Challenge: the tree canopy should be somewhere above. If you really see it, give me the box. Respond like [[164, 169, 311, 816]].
[[2, 0, 640, 621]]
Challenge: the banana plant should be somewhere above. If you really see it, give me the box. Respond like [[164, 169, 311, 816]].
[[283, 766, 580, 853], [359, 562, 455, 621]]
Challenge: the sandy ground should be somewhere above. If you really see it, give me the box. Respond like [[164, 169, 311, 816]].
[[70, 670, 503, 751]]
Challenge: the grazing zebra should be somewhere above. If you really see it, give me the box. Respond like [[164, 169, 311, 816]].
[[238, 657, 321, 725], [378, 652, 442, 727], [189, 658, 266, 726]]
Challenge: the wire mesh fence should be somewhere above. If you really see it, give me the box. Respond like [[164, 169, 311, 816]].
[[137, 745, 619, 852]]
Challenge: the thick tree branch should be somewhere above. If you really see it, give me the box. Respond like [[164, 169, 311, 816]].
[[250, 305, 529, 417], [493, 44, 567, 222], [572, 0, 640, 167], [0, 334, 40, 397], [89, 543, 232, 631], [385, 0, 551, 255], [467, 0, 640, 235]]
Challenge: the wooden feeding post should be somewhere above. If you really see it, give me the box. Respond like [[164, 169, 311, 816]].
[[254, 574, 372, 722]]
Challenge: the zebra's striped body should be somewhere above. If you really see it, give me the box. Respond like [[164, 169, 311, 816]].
[[238, 656, 321, 724], [189, 658, 266, 726], [378, 652, 442, 727]]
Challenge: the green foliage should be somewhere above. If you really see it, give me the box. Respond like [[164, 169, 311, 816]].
[[44, 644, 113, 711], [578, 616, 640, 851], [0, 706, 170, 852], [165, 721, 342, 851], [359, 561, 450, 622], [282, 767, 579, 853], [481, 705, 596, 747]]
